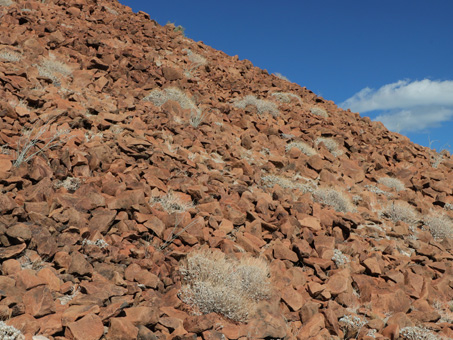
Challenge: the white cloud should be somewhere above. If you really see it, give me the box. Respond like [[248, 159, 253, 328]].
[[375, 107, 453, 133], [340, 79, 453, 132]]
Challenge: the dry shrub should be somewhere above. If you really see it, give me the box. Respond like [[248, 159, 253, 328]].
[[37, 53, 72, 85], [424, 214, 453, 240], [233, 95, 279, 117], [380, 201, 418, 225], [377, 176, 405, 192], [310, 106, 329, 118], [271, 92, 301, 103], [313, 187, 353, 213], [261, 174, 315, 194], [315, 137, 343, 157], [179, 249, 271, 322], [285, 141, 317, 156]]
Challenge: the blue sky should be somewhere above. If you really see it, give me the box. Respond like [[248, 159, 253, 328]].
[[119, 0, 453, 152]]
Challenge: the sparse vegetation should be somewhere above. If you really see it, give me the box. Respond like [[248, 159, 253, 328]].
[[271, 92, 301, 103], [424, 214, 453, 240], [315, 137, 343, 157], [272, 72, 290, 81], [58, 286, 80, 306], [0, 321, 23, 340], [179, 249, 271, 322], [365, 184, 393, 197], [54, 177, 81, 191], [310, 106, 329, 118], [285, 141, 317, 156], [400, 326, 438, 340], [0, 0, 14, 6], [82, 238, 109, 249], [261, 174, 316, 194], [233, 95, 279, 117], [151, 190, 194, 214], [332, 249, 350, 267], [12, 119, 71, 167], [151, 191, 199, 251], [37, 54, 72, 86], [313, 187, 354, 213], [182, 48, 207, 77], [0, 49, 22, 62], [377, 176, 405, 191], [380, 201, 419, 225], [143, 87, 206, 127], [338, 315, 367, 339]]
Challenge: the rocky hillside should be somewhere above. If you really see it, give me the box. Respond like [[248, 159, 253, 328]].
[[0, 0, 453, 339]]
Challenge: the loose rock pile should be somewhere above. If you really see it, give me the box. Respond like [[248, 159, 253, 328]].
[[0, 0, 452, 339]]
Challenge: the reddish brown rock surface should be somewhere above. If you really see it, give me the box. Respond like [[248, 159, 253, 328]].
[[0, 0, 453, 339]]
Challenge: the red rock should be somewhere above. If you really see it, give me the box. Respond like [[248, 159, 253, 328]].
[[105, 318, 139, 340], [124, 306, 159, 326], [0, 193, 18, 212], [363, 257, 382, 275], [6, 223, 32, 240], [106, 189, 145, 210], [2, 259, 21, 275], [382, 324, 399, 340], [54, 251, 72, 270], [281, 286, 304, 311], [183, 314, 215, 333], [325, 271, 350, 295], [16, 269, 47, 290], [6, 313, 40, 336], [307, 282, 325, 298], [62, 305, 101, 326], [37, 267, 61, 292], [158, 316, 184, 331], [88, 208, 117, 234], [298, 216, 322, 231], [296, 313, 325, 340], [67, 314, 104, 340], [247, 308, 287, 339], [68, 251, 93, 276], [273, 241, 298, 262], [23, 285, 55, 317], [39, 312, 63, 337], [162, 66, 183, 81], [134, 270, 159, 288]]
